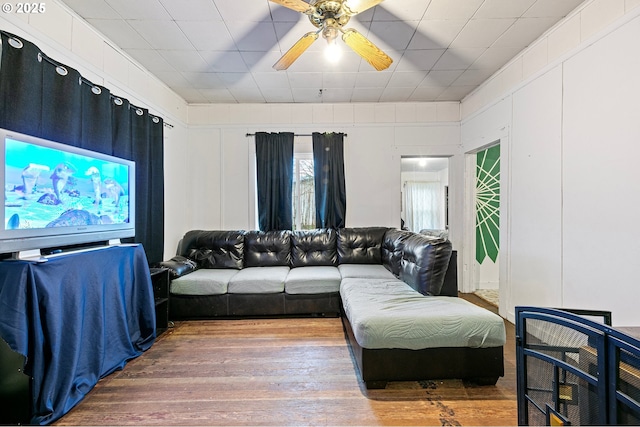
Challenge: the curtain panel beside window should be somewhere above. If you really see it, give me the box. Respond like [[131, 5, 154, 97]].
[[312, 132, 346, 229], [0, 31, 164, 264], [255, 132, 294, 231]]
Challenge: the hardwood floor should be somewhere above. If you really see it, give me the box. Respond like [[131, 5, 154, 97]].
[[55, 293, 517, 426]]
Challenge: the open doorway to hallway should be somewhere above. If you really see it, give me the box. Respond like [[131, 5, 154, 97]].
[[400, 156, 449, 235]]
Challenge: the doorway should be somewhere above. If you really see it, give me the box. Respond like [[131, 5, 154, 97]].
[[400, 156, 449, 234], [471, 143, 500, 306]]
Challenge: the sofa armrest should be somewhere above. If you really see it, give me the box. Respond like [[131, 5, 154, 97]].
[[158, 255, 198, 279]]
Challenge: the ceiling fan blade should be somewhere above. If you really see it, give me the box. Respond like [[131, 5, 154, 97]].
[[341, 28, 392, 71], [273, 32, 319, 70], [268, 0, 313, 13], [344, 0, 384, 15]]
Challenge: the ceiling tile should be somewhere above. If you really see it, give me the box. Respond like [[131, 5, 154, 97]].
[[437, 85, 476, 100], [159, 0, 222, 21], [354, 71, 392, 87], [369, 20, 419, 50], [471, 46, 523, 68], [474, 0, 538, 19], [227, 22, 279, 52], [409, 86, 446, 101], [493, 17, 559, 48], [450, 19, 516, 48], [420, 70, 465, 87], [177, 21, 235, 51], [87, 19, 152, 49], [432, 47, 487, 70], [213, 0, 272, 22], [126, 49, 176, 72], [395, 49, 444, 71], [200, 88, 237, 103], [380, 86, 415, 102], [157, 50, 208, 72], [262, 88, 295, 103], [424, 0, 484, 20], [200, 51, 249, 72], [387, 71, 428, 88], [322, 72, 358, 88], [61, 0, 120, 19], [524, 0, 585, 18], [351, 87, 384, 102], [128, 20, 195, 50], [407, 20, 467, 50], [252, 72, 291, 89], [453, 68, 496, 86], [105, 0, 171, 20]]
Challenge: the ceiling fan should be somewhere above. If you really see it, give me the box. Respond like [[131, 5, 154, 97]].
[[269, 0, 393, 71]]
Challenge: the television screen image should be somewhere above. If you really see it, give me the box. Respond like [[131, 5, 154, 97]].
[[0, 128, 135, 256], [5, 138, 131, 229]]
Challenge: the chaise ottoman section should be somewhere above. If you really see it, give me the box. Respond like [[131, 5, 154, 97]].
[[340, 278, 506, 350], [340, 277, 506, 388]]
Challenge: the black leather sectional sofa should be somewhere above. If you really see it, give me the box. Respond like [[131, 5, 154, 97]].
[[161, 227, 456, 319], [160, 227, 505, 388]]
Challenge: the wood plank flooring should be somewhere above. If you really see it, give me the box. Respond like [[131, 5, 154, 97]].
[[54, 293, 517, 426]]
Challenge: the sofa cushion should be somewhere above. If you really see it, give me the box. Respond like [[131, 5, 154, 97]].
[[337, 227, 389, 264], [338, 264, 397, 280], [284, 266, 341, 294], [228, 266, 289, 294], [170, 269, 238, 295], [179, 230, 245, 269], [244, 230, 291, 267], [290, 229, 337, 267]]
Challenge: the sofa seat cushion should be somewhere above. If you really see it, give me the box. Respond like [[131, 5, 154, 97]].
[[228, 266, 289, 294], [170, 269, 238, 295], [338, 264, 396, 280], [340, 278, 506, 350], [284, 266, 341, 294]]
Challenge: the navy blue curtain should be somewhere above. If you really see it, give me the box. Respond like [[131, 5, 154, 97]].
[[255, 132, 294, 231], [312, 132, 346, 228], [0, 31, 164, 264]]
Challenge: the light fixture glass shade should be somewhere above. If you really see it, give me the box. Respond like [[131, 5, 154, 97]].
[[324, 39, 342, 63]]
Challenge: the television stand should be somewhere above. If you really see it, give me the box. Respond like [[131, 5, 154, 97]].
[[0, 244, 156, 424]]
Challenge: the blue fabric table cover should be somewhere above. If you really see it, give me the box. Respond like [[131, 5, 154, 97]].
[[0, 244, 156, 424]]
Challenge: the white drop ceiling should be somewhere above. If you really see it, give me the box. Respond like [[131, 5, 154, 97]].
[[58, 0, 586, 104]]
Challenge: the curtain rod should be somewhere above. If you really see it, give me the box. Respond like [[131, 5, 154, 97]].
[[246, 133, 347, 137]]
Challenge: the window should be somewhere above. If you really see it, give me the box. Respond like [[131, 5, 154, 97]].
[[292, 154, 315, 230]]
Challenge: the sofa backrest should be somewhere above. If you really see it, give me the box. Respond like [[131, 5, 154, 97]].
[[400, 233, 452, 296], [337, 227, 389, 265], [381, 228, 413, 277], [179, 230, 245, 269], [244, 230, 292, 267], [291, 229, 338, 267]]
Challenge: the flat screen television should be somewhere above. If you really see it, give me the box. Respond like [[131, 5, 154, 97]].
[[0, 127, 135, 257]]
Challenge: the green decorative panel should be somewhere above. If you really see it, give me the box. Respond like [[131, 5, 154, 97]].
[[476, 145, 500, 264]]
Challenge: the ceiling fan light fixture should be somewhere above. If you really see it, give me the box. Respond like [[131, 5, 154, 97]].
[[324, 38, 342, 63], [323, 26, 342, 63]]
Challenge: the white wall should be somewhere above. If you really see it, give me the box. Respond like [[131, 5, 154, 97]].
[[181, 106, 462, 255], [461, 0, 640, 326]]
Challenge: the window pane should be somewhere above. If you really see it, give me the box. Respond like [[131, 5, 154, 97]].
[[293, 156, 315, 230]]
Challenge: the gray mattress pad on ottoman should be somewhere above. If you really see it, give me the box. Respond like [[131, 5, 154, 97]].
[[340, 278, 506, 350]]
